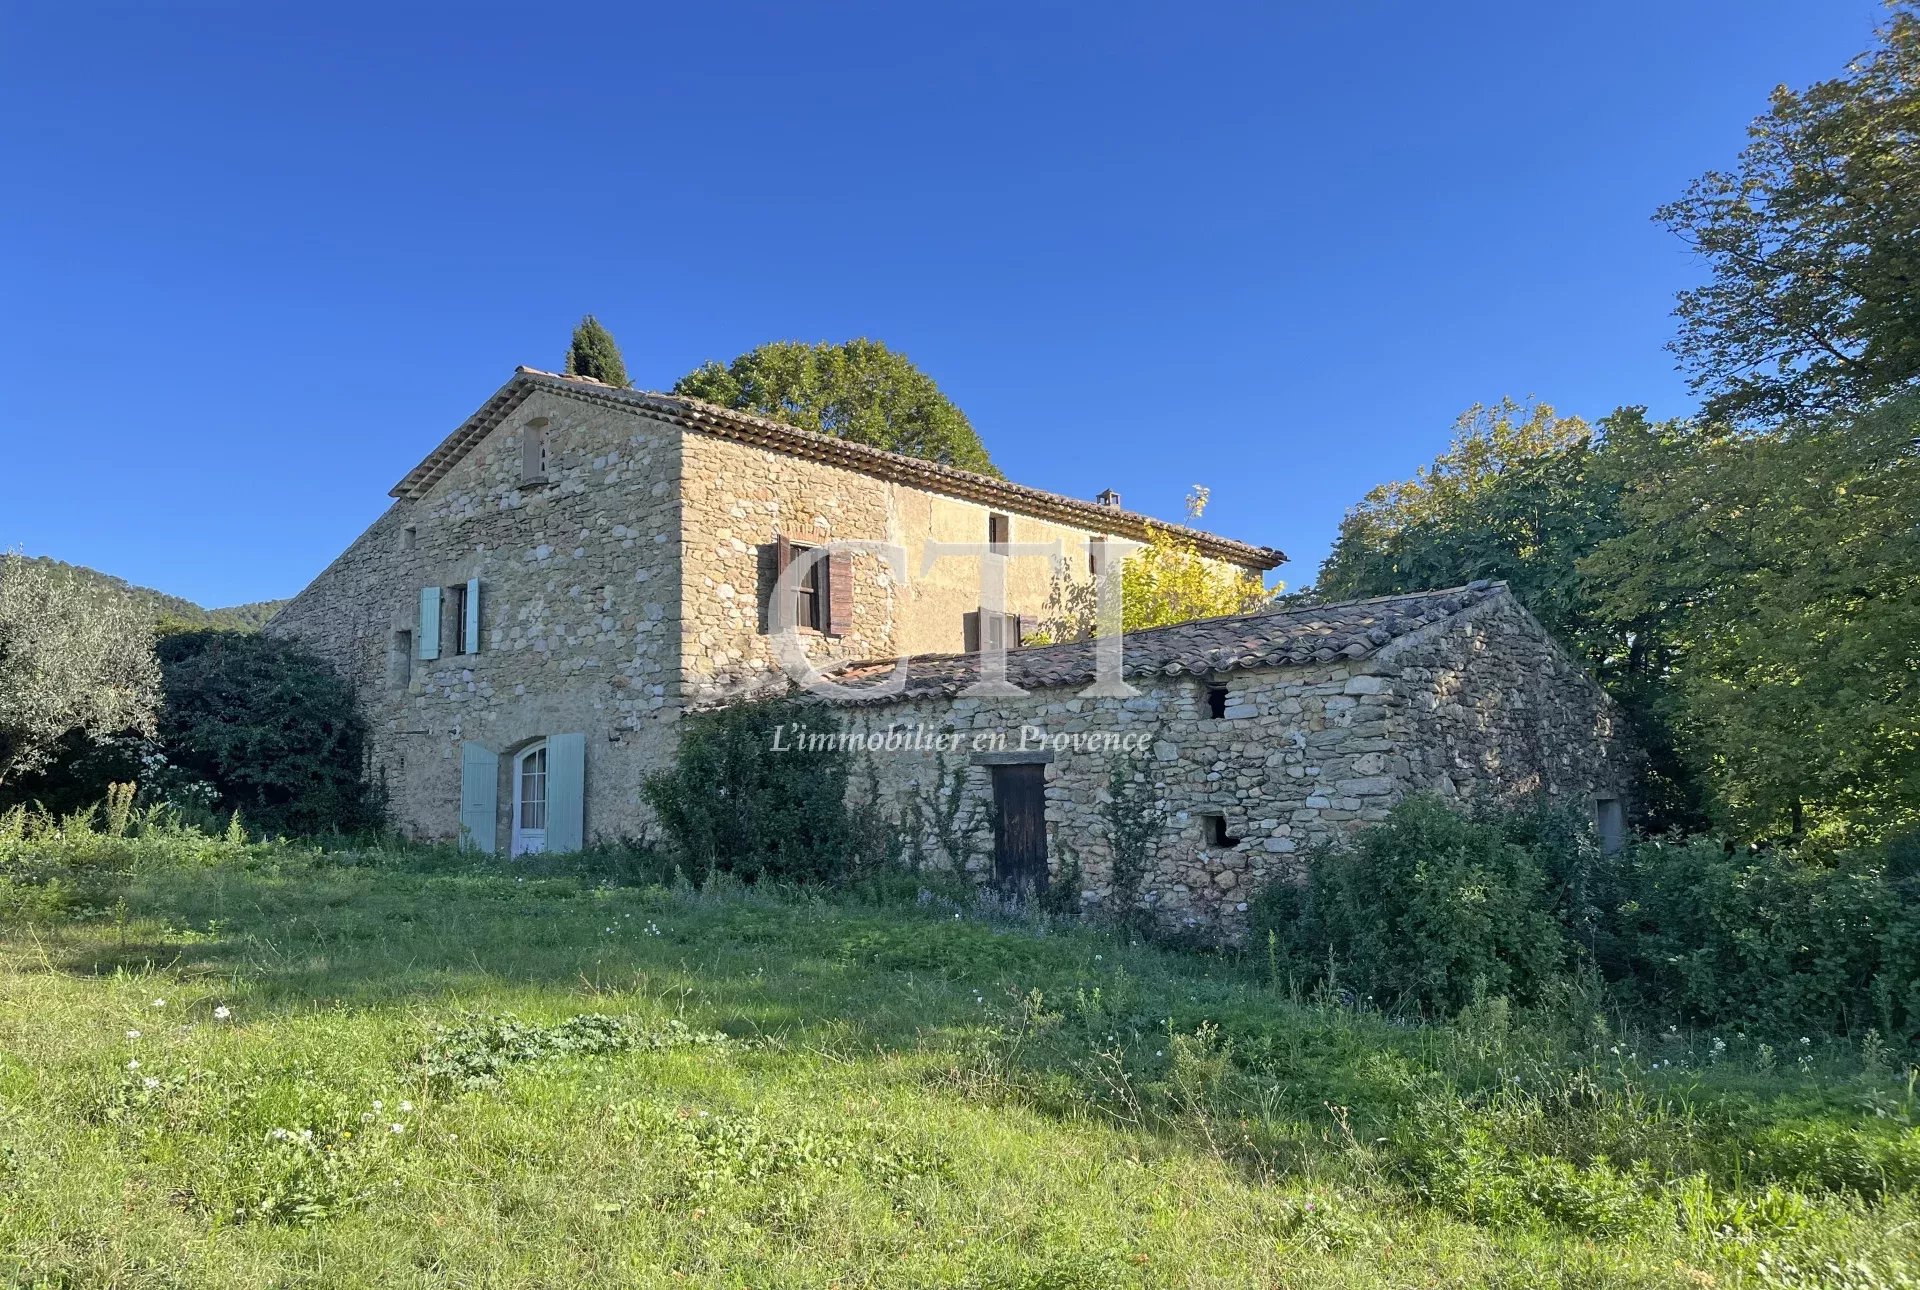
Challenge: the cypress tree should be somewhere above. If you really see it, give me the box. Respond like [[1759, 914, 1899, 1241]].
[[564, 315, 630, 387]]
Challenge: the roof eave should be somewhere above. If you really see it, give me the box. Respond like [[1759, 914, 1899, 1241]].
[[389, 368, 1287, 570]]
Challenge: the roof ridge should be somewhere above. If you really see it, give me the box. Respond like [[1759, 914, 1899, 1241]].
[[389, 368, 1285, 571]]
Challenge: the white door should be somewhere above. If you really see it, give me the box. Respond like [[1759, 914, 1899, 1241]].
[[512, 741, 548, 856]]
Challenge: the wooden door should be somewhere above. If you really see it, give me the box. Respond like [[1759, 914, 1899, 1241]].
[[991, 763, 1048, 897]]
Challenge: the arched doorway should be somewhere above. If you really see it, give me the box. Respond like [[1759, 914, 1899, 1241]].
[[511, 740, 549, 856]]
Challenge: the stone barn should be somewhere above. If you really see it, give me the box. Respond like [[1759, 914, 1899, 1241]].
[[820, 580, 1635, 932]]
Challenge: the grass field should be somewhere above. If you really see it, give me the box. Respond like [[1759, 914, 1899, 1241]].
[[1, 835, 1917, 1288]]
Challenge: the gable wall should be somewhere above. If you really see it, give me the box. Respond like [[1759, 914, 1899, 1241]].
[[268, 389, 684, 843]]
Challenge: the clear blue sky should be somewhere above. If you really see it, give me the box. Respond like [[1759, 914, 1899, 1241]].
[[0, 2, 1888, 607]]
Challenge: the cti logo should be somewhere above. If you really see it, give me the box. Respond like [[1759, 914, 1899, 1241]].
[[766, 536, 1144, 702]]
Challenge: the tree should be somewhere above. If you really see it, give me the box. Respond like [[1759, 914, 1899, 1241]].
[[1583, 395, 1920, 846], [1313, 401, 1702, 830], [1317, 400, 1624, 667], [155, 630, 380, 836], [1657, 5, 1920, 424], [672, 338, 1000, 477], [0, 553, 160, 790], [565, 315, 630, 387], [1031, 487, 1273, 642]]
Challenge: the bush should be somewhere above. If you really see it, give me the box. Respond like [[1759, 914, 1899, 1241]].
[[1613, 834, 1920, 1042], [1250, 795, 1565, 1014], [643, 698, 868, 884], [153, 631, 380, 837]]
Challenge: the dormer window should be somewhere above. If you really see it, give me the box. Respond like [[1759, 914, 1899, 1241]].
[[521, 418, 550, 484]]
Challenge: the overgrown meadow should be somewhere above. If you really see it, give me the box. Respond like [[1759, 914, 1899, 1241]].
[[2, 810, 1917, 1288]]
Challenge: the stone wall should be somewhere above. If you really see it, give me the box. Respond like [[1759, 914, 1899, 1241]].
[[826, 593, 1633, 936], [676, 433, 1240, 701], [268, 389, 685, 844]]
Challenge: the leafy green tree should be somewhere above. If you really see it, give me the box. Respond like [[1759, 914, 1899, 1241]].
[[1030, 487, 1273, 642], [1317, 400, 1619, 664], [1313, 401, 1702, 829], [0, 553, 160, 791], [1656, 4, 1920, 424], [1584, 395, 1920, 846], [564, 315, 630, 387], [155, 630, 380, 836], [672, 338, 1000, 476]]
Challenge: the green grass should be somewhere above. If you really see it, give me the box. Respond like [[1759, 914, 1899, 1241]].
[[2, 835, 1917, 1288]]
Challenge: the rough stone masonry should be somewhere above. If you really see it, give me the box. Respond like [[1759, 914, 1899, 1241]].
[[269, 367, 1631, 931]]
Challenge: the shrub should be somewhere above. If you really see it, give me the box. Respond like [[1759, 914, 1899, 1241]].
[[643, 698, 870, 884], [1613, 835, 1920, 1042], [154, 630, 379, 837], [1250, 795, 1566, 1014]]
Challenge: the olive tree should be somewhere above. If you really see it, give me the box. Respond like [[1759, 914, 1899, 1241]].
[[0, 553, 160, 790]]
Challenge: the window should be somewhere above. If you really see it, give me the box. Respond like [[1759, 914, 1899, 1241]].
[[988, 512, 1010, 555], [521, 418, 549, 484], [400, 525, 417, 552], [1205, 682, 1228, 719], [513, 742, 548, 856], [1595, 798, 1626, 855], [790, 543, 821, 631], [1202, 814, 1240, 848], [391, 631, 412, 689], [449, 584, 469, 655], [441, 578, 480, 655], [968, 608, 1028, 652], [1088, 535, 1105, 577]]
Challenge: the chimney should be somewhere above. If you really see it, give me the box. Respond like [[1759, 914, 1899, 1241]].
[[1095, 488, 1122, 508]]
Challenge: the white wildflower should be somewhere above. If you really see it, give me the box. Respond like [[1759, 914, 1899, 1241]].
[[389, 1123, 405, 1134], [142, 1077, 159, 1089], [125, 1029, 141, 1040], [213, 1006, 231, 1021], [151, 998, 165, 1008], [126, 1059, 140, 1070], [399, 1100, 413, 1113]]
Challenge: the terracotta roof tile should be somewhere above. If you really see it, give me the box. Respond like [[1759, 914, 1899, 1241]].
[[822, 582, 1509, 705]]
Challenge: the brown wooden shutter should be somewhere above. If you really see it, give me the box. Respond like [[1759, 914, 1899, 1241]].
[[963, 610, 981, 653], [773, 533, 792, 578], [1014, 614, 1033, 649], [825, 549, 853, 636]]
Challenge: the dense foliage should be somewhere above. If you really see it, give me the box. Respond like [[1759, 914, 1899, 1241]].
[[1251, 796, 1567, 1014], [1253, 796, 1920, 1044], [1657, 4, 1920, 424], [672, 338, 1000, 477], [153, 631, 379, 837], [0, 552, 160, 790], [564, 314, 629, 387], [642, 698, 866, 884], [1586, 396, 1920, 846]]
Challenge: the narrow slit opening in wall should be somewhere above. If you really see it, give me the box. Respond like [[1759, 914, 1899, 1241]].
[[400, 525, 417, 552], [1205, 682, 1228, 719], [1203, 813, 1239, 848]]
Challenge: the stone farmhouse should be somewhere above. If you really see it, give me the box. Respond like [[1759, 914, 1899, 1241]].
[[270, 367, 1633, 927]]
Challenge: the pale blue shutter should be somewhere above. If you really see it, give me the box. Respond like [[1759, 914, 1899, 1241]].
[[546, 732, 586, 852], [464, 578, 481, 654], [418, 587, 442, 660], [459, 741, 497, 853]]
